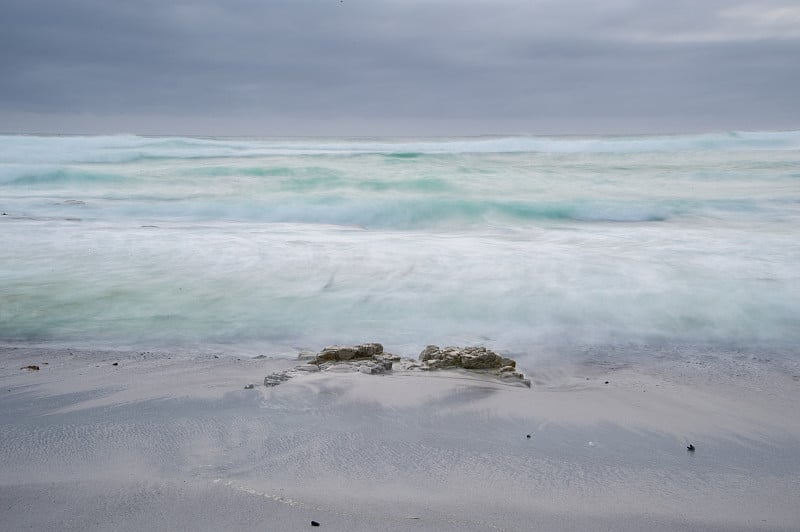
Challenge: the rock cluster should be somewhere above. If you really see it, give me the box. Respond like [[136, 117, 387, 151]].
[[314, 343, 399, 375], [420, 345, 515, 369], [264, 343, 399, 386], [261, 343, 530, 388], [315, 343, 385, 362], [419, 345, 530, 386]]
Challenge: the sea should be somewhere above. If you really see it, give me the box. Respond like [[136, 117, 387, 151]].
[[1, 132, 799, 362]]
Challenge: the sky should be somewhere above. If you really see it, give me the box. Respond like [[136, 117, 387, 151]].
[[1, 0, 799, 136]]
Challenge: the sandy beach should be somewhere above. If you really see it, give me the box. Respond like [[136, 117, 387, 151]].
[[1, 344, 798, 531], [4, 0, 800, 527]]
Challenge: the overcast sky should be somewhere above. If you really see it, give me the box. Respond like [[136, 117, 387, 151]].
[[1, 0, 799, 136]]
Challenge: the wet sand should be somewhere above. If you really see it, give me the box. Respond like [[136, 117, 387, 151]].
[[1, 345, 799, 531]]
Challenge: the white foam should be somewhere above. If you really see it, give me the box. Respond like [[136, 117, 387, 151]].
[[1, 133, 798, 355], [2, 130, 800, 164]]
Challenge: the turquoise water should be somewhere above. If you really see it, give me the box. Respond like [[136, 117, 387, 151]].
[[1, 132, 799, 357]]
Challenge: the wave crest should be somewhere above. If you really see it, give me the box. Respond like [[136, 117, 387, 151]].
[[2, 130, 799, 164]]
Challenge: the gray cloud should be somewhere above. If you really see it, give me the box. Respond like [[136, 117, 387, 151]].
[[1, 0, 798, 135]]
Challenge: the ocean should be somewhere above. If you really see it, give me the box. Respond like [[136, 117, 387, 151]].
[[1, 132, 799, 360]]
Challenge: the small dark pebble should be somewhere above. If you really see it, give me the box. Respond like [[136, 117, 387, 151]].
[[526, 434, 531, 439], [311, 521, 320, 527], [112, 362, 118, 366], [604, 381, 609, 384], [21, 365, 40, 371], [687, 444, 695, 452]]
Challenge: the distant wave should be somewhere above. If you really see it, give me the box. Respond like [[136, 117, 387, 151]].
[[42, 197, 674, 228], [2, 130, 799, 164], [0, 166, 126, 186]]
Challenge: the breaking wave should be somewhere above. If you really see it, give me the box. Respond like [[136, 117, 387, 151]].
[[127, 198, 674, 228], [1, 130, 799, 164], [1, 130, 798, 353]]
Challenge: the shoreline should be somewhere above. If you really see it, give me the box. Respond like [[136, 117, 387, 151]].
[[1, 344, 799, 531]]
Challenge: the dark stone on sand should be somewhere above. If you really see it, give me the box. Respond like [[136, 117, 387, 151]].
[[604, 381, 609, 384], [687, 444, 695, 452], [21, 365, 40, 371], [311, 521, 320, 526], [419, 345, 531, 386], [112, 362, 118, 366], [264, 372, 292, 387], [317, 346, 356, 361], [420, 345, 504, 369], [316, 343, 383, 363], [261, 342, 531, 388], [526, 434, 531, 439]]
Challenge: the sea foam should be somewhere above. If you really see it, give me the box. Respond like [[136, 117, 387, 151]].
[[1, 132, 798, 358]]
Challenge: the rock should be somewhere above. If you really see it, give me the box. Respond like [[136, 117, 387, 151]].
[[244, 384, 255, 389], [425, 359, 442, 369], [420, 345, 504, 369], [311, 521, 320, 527], [21, 365, 40, 371], [460, 349, 503, 369], [264, 372, 291, 387], [419, 345, 441, 362], [316, 343, 383, 363], [359, 363, 385, 375], [112, 362, 118, 366], [317, 345, 357, 361], [416, 345, 530, 386], [356, 343, 383, 357]]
